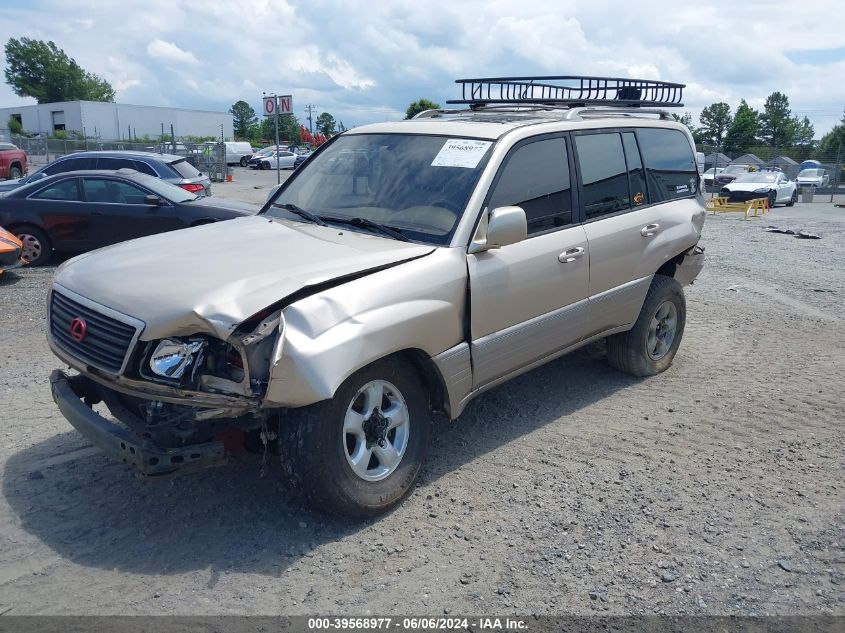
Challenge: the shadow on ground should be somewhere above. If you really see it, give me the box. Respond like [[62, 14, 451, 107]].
[[3, 342, 640, 577]]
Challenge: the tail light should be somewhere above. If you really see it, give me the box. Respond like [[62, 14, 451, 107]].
[[179, 183, 205, 193]]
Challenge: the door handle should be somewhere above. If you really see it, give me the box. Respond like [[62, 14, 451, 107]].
[[641, 223, 661, 237], [558, 247, 585, 263]]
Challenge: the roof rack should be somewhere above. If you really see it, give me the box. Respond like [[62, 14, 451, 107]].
[[447, 76, 685, 108]]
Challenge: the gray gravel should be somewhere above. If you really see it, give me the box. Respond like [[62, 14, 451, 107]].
[[0, 200, 843, 615]]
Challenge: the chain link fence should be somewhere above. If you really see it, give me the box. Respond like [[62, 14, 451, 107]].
[[1, 130, 229, 182]]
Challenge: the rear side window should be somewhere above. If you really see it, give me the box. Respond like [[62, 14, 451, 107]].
[[636, 128, 698, 202], [574, 133, 629, 219], [133, 161, 158, 176], [97, 157, 138, 171], [488, 137, 572, 234], [83, 178, 149, 204], [622, 132, 648, 207], [169, 159, 201, 178], [44, 157, 96, 175], [31, 179, 80, 201]]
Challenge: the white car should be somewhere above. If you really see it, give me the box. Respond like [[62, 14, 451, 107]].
[[252, 150, 297, 170], [721, 171, 797, 207], [702, 167, 725, 186], [796, 168, 829, 188]]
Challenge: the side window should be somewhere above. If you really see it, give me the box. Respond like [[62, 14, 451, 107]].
[[83, 178, 149, 204], [31, 179, 81, 201], [574, 133, 629, 219], [487, 137, 572, 234], [96, 158, 139, 171], [622, 132, 648, 207], [636, 128, 698, 202], [43, 157, 96, 175], [133, 161, 158, 176]]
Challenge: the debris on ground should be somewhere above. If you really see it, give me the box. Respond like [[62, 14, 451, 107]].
[[764, 226, 821, 239], [795, 231, 821, 240]]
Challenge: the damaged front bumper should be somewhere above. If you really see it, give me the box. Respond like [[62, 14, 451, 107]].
[[50, 370, 228, 476]]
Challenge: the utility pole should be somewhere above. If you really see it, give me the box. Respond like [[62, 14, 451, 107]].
[[305, 104, 316, 136]]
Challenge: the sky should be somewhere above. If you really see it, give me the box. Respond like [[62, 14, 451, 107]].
[[1, 0, 844, 138]]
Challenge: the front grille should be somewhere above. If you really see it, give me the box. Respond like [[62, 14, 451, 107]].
[[50, 291, 138, 374], [726, 190, 765, 203]]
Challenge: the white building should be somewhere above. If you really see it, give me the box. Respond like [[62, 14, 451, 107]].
[[0, 100, 233, 140]]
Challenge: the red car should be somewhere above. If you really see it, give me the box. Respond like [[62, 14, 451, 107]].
[[0, 226, 26, 275]]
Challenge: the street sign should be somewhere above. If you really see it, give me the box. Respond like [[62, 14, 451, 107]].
[[263, 96, 276, 117], [279, 95, 292, 115]]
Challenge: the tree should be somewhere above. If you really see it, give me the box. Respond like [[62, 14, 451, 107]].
[[698, 102, 732, 147], [229, 100, 258, 140], [4, 37, 114, 103], [7, 116, 22, 135], [759, 91, 795, 148], [405, 98, 440, 119], [792, 116, 814, 147], [818, 109, 845, 156], [723, 100, 759, 154], [315, 112, 336, 136], [338, 120, 347, 133]]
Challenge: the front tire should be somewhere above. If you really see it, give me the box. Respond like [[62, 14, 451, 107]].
[[786, 190, 797, 207], [14, 225, 51, 266], [239, 156, 248, 167], [8, 165, 22, 179], [768, 190, 777, 208], [606, 275, 686, 377], [260, 161, 270, 170], [279, 357, 431, 518]]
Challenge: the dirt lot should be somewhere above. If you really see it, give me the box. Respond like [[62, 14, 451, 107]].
[[0, 199, 843, 616]]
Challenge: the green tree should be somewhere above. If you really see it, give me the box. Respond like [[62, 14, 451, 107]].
[[698, 102, 732, 147], [791, 116, 814, 147], [818, 109, 845, 156], [723, 100, 759, 154], [759, 91, 796, 148], [229, 100, 258, 140], [7, 116, 23, 135], [315, 112, 337, 136], [4, 37, 114, 103], [338, 120, 347, 133], [405, 98, 440, 119]]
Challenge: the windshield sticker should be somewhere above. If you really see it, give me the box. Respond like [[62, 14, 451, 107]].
[[431, 139, 493, 169]]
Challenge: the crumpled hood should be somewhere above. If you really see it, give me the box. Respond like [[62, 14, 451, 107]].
[[54, 215, 434, 341], [724, 182, 776, 192]]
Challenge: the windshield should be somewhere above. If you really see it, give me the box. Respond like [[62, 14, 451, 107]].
[[735, 172, 777, 183], [724, 165, 748, 174], [264, 134, 494, 244], [798, 169, 822, 177]]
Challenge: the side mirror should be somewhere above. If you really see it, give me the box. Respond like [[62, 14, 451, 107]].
[[144, 194, 163, 206], [468, 206, 527, 254]]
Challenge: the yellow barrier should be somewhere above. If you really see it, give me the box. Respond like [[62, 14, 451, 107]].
[[706, 196, 769, 220]]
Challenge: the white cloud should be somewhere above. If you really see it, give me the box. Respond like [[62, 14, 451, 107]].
[[0, 0, 842, 136], [146, 39, 200, 66]]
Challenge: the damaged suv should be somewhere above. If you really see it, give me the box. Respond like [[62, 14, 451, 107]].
[[49, 77, 705, 517]]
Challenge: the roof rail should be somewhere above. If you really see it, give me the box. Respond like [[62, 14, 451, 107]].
[[447, 76, 685, 108]]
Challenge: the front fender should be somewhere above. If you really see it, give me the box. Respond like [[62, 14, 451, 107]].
[[262, 248, 467, 408]]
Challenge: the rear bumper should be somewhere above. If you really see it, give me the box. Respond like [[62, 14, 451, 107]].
[[50, 370, 226, 477], [674, 245, 705, 286]]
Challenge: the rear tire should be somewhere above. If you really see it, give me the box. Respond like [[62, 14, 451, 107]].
[[8, 165, 22, 179], [14, 225, 51, 266], [278, 357, 431, 518], [606, 275, 686, 377], [239, 156, 248, 167]]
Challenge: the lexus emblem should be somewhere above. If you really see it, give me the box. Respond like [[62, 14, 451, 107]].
[[69, 317, 87, 342]]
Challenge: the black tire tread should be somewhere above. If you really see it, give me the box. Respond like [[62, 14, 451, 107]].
[[606, 274, 686, 377]]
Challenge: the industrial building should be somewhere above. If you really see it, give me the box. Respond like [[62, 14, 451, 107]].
[[0, 100, 233, 140]]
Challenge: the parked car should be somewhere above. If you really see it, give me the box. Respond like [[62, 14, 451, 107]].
[[0, 142, 27, 180], [796, 168, 829, 188], [720, 171, 797, 207], [0, 169, 257, 265], [246, 148, 278, 168], [702, 167, 725, 186], [293, 152, 311, 169], [47, 76, 705, 518], [251, 150, 297, 170], [0, 226, 26, 275], [715, 164, 753, 185], [0, 151, 212, 196]]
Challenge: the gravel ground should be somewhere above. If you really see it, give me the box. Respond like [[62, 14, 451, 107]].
[[0, 199, 843, 616]]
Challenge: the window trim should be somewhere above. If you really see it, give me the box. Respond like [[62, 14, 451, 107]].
[[478, 132, 580, 242]]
